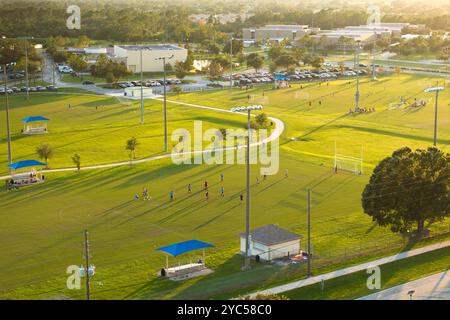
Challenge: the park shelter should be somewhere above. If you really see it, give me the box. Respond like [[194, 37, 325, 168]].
[[156, 240, 214, 279], [22, 116, 49, 135], [274, 75, 290, 88], [240, 224, 303, 261], [7, 160, 46, 188]]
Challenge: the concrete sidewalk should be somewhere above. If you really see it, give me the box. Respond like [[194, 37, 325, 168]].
[[358, 271, 449, 300], [248, 239, 450, 297]]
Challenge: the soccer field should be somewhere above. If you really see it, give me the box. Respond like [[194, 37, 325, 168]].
[[0, 74, 449, 299]]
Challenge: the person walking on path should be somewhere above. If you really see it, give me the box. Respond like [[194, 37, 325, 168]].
[[220, 186, 225, 197], [188, 183, 192, 193], [170, 190, 174, 201], [204, 180, 208, 190]]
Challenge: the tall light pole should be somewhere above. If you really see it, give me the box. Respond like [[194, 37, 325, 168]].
[[140, 48, 144, 125], [3, 63, 13, 170], [231, 105, 263, 270], [230, 36, 233, 89], [156, 54, 174, 152], [355, 41, 362, 111], [15, 36, 34, 100], [372, 29, 377, 81], [424, 84, 444, 146], [228, 36, 243, 89], [24, 41, 29, 100]]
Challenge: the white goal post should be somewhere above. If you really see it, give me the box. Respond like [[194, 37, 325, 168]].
[[334, 141, 363, 175]]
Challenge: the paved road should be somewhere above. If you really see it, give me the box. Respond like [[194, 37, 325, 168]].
[[358, 271, 450, 300], [0, 99, 285, 180], [247, 239, 450, 298]]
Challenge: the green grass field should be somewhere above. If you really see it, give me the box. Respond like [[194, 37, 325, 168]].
[[0, 74, 449, 299]]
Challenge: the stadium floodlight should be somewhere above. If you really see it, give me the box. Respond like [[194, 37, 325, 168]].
[[230, 105, 263, 270], [424, 86, 445, 146]]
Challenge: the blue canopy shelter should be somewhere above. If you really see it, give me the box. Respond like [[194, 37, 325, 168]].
[[274, 75, 290, 89], [22, 116, 49, 135], [7, 160, 46, 187], [156, 240, 214, 277], [274, 75, 290, 81]]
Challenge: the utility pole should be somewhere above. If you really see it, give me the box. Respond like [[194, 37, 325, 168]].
[[84, 229, 90, 300], [3, 64, 12, 169], [307, 189, 312, 277], [140, 49, 144, 125]]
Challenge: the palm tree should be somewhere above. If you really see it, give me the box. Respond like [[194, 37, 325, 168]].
[[126, 137, 139, 160], [36, 144, 53, 168]]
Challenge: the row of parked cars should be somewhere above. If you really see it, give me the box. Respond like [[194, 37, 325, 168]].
[[0, 85, 58, 94], [118, 78, 183, 89], [224, 72, 275, 85], [223, 66, 368, 86]]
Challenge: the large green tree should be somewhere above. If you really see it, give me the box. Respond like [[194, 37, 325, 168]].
[[362, 147, 449, 234], [246, 53, 264, 72]]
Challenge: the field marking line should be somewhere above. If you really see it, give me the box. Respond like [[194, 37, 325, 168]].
[[246, 239, 450, 298], [0, 99, 285, 180]]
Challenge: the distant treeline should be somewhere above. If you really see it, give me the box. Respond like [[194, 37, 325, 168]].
[[0, 1, 448, 43]]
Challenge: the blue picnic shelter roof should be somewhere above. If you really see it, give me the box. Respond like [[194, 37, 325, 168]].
[[156, 240, 214, 257], [22, 116, 49, 123], [8, 160, 46, 170]]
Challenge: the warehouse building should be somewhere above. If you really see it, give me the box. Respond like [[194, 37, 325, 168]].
[[112, 44, 188, 73]]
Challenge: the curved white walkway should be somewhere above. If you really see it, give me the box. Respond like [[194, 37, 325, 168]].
[[0, 98, 284, 180]]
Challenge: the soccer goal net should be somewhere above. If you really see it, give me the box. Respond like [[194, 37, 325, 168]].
[[334, 143, 363, 175]]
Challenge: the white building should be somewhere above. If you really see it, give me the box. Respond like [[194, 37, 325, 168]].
[[243, 25, 313, 45], [112, 44, 188, 73], [124, 87, 155, 99], [240, 224, 302, 261]]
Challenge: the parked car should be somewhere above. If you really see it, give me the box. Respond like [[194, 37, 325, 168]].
[[82, 80, 95, 85], [46, 85, 58, 91]]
